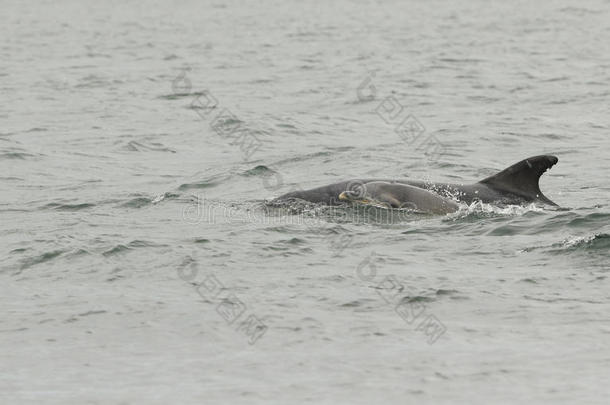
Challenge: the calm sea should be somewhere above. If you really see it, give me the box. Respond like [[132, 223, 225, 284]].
[[1, 0, 609, 403]]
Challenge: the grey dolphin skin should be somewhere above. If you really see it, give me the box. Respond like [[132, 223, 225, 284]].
[[338, 181, 459, 214], [274, 155, 559, 207]]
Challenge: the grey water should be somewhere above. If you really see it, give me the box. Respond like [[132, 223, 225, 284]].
[[1, 0, 609, 403]]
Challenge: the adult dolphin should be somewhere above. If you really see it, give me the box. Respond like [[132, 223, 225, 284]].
[[273, 155, 559, 206]]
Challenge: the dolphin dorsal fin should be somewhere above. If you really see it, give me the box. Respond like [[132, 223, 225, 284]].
[[478, 155, 559, 205]]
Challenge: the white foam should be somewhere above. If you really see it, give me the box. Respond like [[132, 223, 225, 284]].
[[561, 235, 596, 248], [448, 201, 546, 219]]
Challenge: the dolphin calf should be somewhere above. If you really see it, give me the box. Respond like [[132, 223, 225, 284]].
[[274, 155, 559, 207], [338, 181, 459, 214]]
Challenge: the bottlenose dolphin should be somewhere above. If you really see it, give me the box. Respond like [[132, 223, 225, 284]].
[[274, 155, 559, 206], [338, 181, 459, 214]]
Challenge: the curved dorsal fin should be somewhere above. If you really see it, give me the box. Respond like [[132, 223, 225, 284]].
[[478, 155, 559, 205]]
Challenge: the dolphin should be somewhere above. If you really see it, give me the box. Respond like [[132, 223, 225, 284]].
[[338, 181, 459, 214], [274, 155, 559, 206]]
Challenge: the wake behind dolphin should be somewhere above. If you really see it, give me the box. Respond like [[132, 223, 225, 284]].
[[273, 155, 559, 212]]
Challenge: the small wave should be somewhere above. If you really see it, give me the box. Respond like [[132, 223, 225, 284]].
[[26, 127, 48, 133], [102, 240, 166, 257], [19, 250, 64, 271], [102, 244, 131, 256], [272, 150, 333, 166], [66, 249, 91, 258], [120, 192, 178, 208], [435, 289, 460, 296], [177, 171, 232, 192], [158, 90, 211, 100], [242, 165, 275, 176], [258, 237, 312, 255], [398, 295, 436, 304], [566, 212, 610, 229], [340, 298, 377, 308], [276, 123, 297, 129], [152, 192, 178, 204], [437, 57, 484, 64], [262, 242, 312, 255], [123, 141, 176, 153], [521, 233, 609, 255], [282, 237, 306, 245], [121, 197, 152, 208], [0, 152, 37, 160], [78, 310, 107, 317], [178, 180, 219, 191], [558, 233, 609, 251], [210, 116, 243, 127], [559, 6, 599, 15], [44, 202, 96, 211], [75, 74, 113, 89]]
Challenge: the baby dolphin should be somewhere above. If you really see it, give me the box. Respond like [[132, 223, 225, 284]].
[[338, 181, 459, 214]]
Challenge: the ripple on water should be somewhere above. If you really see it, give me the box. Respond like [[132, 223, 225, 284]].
[[260, 237, 313, 256], [121, 197, 153, 208], [178, 172, 230, 191], [553, 233, 610, 253], [0, 152, 39, 160], [18, 250, 65, 272], [122, 141, 176, 153], [565, 212, 610, 229], [242, 165, 275, 176], [120, 192, 178, 208], [521, 233, 609, 257], [398, 295, 436, 304], [43, 202, 96, 211], [102, 240, 167, 257], [157, 90, 211, 100]]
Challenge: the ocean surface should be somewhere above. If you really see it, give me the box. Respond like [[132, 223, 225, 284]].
[[1, 0, 609, 403]]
